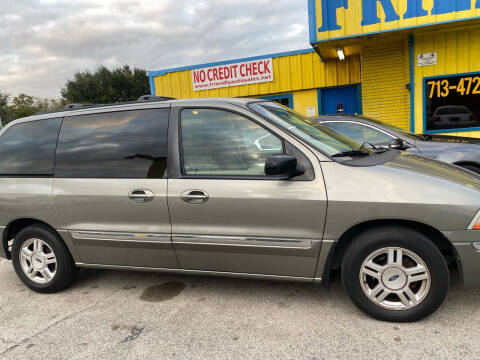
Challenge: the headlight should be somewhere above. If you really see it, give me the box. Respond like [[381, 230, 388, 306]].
[[468, 209, 480, 230]]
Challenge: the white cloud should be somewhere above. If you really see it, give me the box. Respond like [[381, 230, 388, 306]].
[[0, 0, 309, 98]]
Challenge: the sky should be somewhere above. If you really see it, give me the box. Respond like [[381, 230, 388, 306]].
[[0, 0, 310, 98]]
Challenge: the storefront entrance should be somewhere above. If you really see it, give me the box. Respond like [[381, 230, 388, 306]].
[[320, 85, 361, 115]]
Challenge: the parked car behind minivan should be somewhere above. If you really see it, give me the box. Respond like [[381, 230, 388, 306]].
[[1, 97, 480, 322], [314, 115, 480, 174]]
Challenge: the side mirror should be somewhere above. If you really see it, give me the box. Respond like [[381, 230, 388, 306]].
[[389, 138, 407, 150], [265, 155, 305, 178]]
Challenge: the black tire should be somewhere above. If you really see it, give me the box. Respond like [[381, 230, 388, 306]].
[[341, 226, 449, 322], [12, 225, 78, 293]]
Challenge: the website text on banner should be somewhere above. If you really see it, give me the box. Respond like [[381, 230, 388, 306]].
[[191, 59, 274, 91]]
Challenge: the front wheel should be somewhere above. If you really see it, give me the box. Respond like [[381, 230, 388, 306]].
[[342, 226, 449, 322]]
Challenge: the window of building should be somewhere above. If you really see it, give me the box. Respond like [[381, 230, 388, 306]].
[[323, 121, 394, 145], [180, 108, 283, 176], [274, 97, 291, 108], [259, 95, 293, 109], [425, 74, 480, 131], [0, 118, 62, 176], [55, 109, 169, 178]]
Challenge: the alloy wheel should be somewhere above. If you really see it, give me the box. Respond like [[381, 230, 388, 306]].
[[19, 238, 57, 284], [359, 247, 431, 310]]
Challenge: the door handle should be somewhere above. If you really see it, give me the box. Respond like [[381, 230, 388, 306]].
[[128, 189, 154, 203], [181, 190, 209, 204]]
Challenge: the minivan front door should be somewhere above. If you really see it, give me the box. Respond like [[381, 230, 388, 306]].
[[168, 107, 327, 279], [52, 108, 178, 269]]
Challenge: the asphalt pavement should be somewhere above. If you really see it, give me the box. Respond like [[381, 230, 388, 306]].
[[0, 257, 479, 360]]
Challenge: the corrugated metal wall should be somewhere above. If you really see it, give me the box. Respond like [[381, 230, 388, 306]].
[[153, 53, 361, 99], [293, 89, 319, 116], [413, 24, 480, 137], [361, 37, 411, 130]]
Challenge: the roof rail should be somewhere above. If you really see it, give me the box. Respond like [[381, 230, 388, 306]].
[[63, 103, 103, 110], [61, 96, 175, 111], [137, 95, 176, 102], [35, 96, 176, 116]]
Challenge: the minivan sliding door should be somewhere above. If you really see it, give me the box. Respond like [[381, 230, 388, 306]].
[[52, 108, 178, 269]]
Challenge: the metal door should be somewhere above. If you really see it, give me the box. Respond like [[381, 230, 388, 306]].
[[322, 85, 360, 115], [52, 107, 178, 269], [167, 105, 327, 279]]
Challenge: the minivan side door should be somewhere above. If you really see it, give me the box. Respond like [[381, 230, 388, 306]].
[[52, 107, 178, 269], [167, 105, 327, 279]]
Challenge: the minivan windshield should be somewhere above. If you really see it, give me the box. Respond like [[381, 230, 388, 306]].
[[250, 102, 371, 156]]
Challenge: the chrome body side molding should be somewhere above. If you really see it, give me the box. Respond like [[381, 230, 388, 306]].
[[172, 234, 314, 248], [70, 231, 172, 244]]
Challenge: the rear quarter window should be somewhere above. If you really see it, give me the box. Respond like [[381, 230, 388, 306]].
[[0, 118, 63, 176]]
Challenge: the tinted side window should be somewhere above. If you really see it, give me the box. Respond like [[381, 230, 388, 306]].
[[0, 118, 62, 175], [55, 109, 169, 178], [180, 109, 283, 176]]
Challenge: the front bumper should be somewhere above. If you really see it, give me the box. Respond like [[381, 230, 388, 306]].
[[443, 230, 480, 286]]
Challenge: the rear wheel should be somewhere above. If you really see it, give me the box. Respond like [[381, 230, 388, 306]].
[[342, 226, 449, 322], [12, 225, 77, 293]]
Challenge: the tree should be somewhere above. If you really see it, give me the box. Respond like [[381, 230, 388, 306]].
[[0, 91, 12, 125], [61, 65, 150, 104], [0, 92, 64, 126], [8, 94, 64, 121], [9, 94, 37, 120]]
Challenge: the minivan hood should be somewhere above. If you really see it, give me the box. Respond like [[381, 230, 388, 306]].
[[383, 152, 480, 191]]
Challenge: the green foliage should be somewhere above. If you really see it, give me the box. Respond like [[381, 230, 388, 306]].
[[0, 92, 11, 125], [0, 91, 64, 126], [9, 94, 64, 120], [61, 65, 150, 104]]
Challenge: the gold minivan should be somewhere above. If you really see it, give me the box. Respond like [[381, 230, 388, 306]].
[[1, 97, 480, 322]]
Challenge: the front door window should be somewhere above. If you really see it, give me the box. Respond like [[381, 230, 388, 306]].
[[180, 108, 283, 176]]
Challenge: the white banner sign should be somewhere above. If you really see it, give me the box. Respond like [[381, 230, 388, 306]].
[[191, 58, 274, 91]]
